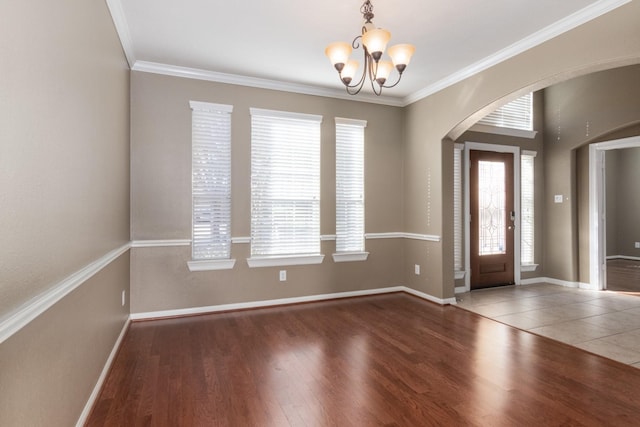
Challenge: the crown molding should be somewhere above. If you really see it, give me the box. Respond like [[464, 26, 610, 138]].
[[109, 0, 629, 107], [105, 0, 136, 67], [132, 61, 405, 107], [402, 0, 631, 106]]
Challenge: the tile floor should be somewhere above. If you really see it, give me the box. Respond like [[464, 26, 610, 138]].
[[455, 283, 640, 368]]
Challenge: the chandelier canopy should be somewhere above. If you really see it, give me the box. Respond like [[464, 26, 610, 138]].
[[325, 0, 415, 96]]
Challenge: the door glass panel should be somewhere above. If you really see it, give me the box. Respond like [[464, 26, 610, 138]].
[[478, 160, 506, 255]]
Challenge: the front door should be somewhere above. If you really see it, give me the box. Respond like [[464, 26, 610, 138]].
[[470, 150, 515, 289]]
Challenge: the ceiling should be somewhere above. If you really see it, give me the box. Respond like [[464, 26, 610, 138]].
[[106, 0, 628, 106]]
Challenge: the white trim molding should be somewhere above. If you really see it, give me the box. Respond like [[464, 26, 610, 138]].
[[403, 0, 631, 105], [402, 287, 458, 305], [247, 254, 325, 268], [76, 317, 130, 427], [231, 236, 251, 244], [589, 136, 640, 290], [332, 252, 369, 263], [365, 232, 441, 242], [454, 270, 466, 280], [108, 0, 629, 107], [132, 61, 404, 107], [521, 264, 539, 272], [0, 243, 131, 344], [187, 259, 236, 271], [463, 142, 522, 288], [321, 235, 337, 241], [607, 255, 640, 261], [105, 0, 136, 67], [468, 124, 538, 139], [519, 277, 596, 290], [131, 239, 191, 248], [130, 285, 456, 320]]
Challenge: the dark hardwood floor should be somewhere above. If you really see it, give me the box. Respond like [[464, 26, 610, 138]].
[[87, 293, 640, 426], [607, 259, 640, 293]]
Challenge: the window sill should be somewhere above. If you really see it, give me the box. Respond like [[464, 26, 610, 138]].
[[247, 254, 325, 268], [521, 264, 539, 272], [332, 252, 369, 263], [454, 270, 466, 280], [469, 123, 538, 139], [188, 259, 236, 271]]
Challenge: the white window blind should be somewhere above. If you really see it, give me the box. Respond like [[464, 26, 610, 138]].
[[453, 144, 463, 271], [190, 101, 233, 260], [335, 118, 366, 253], [478, 93, 533, 131], [521, 151, 536, 265], [250, 108, 322, 257]]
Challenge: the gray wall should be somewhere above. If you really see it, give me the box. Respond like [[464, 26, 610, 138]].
[[405, 1, 640, 298], [0, 0, 130, 425], [606, 148, 640, 258], [130, 71, 405, 314], [545, 65, 640, 283]]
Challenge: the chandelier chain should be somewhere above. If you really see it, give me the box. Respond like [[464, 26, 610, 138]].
[[361, 0, 374, 23]]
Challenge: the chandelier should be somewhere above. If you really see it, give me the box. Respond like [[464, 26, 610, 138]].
[[325, 0, 415, 96]]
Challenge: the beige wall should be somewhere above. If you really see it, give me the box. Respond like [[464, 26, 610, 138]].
[[545, 65, 640, 282], [0, 254, 130, 426], [130, 71, 406, 313], [404, 1, 640, 298], [0, 0, 130, 425]]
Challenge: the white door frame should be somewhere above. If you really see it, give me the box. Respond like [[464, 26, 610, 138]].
[[589, 135, 640, 290], [464, 142, 521, 291]]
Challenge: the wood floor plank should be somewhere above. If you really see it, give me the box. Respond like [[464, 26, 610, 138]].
[[86, 293, 640, 426]]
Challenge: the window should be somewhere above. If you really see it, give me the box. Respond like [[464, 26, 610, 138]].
[[521, 151, 536, 267], [334, 118, 368, 262], [453, 144, 463, 275], [248, 108, 323, 267], [188, 101, 234, 271], [478, 93, 533, 131]]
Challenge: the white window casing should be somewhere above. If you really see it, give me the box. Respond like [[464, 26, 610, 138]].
[[521, 150, 536, 266], [248, 108, 323, 266], [188, 101, 234, 271], [334, 117, 368, 262], [453, 144, 463, 273]]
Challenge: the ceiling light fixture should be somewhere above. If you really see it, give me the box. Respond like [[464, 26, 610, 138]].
[[325, 0, 415, 96]]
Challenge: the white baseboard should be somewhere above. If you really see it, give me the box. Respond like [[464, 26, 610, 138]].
[[606, 255, 640, 261], [402, 287, 458, 305], [131, 286, 456, 320], [76, 316, 131, 427], [455, 286, 468, 294], [520, 277, 596, 290]]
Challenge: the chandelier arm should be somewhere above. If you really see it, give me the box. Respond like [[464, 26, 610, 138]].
[[381, 73, 404, 89], [367, 55, 383, 96], [342, 43, 370, 95]]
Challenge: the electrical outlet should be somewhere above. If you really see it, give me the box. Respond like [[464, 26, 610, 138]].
[[415, 264, 420, 275], [554, 195, 563, 203], [279, 270, 287, 281], [121, 290, 126, 307], [635, 242, 640, 249]]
